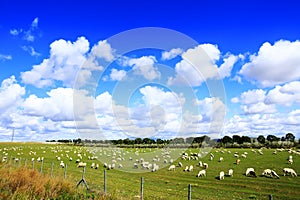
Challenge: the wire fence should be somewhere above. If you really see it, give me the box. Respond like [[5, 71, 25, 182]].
[[2, 155, 276, 200]]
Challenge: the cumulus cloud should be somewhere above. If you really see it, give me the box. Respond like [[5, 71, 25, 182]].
[[23, 88, 75, 121], [232, 89, 277, 114], [168, 44, 239, 86], [21, 37, 90, 88], [122, 56, 160, 80], [0, 76, 25, 113], [239, 40, 300, 87], [110, 68, 126, 81], [161, 48, 183, 60], [91, 40, 115, 62], [266, 81, 300, 106]]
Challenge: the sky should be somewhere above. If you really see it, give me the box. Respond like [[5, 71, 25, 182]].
[[0, 0, 300, 141]]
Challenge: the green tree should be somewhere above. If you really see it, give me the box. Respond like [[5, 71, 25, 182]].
[[241, 136, 251, 143], [285, 133, 295, 142], [233, 135, 242, 144], [257, 135, 265, 144], [267, 135, 279, 142], [221, 136, 233, 144]]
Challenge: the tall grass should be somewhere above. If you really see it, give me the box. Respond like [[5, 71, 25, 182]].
[[0, 164, 116, 199]]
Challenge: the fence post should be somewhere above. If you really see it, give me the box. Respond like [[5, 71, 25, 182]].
[[188, 184, 192, 200], [269, 194, 273, 200], [104, 169, 107, 194], [40, 160, 43, 173], [51, 162, 54, 178], [140, 177, 144, 200], [64, 164, 67, 179]]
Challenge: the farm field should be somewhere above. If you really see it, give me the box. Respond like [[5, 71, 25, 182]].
[[0, 142, 299, 200]]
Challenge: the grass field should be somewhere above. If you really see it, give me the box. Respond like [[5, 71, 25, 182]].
[[0, 142, 299, 200]]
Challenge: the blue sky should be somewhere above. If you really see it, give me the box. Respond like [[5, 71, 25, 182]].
[[0, 0, 300, 141]]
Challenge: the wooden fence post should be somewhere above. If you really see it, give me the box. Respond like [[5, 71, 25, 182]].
[[104, 169, 107, 194], [188, 184, 192, 200], [140, 177, 144, 200]]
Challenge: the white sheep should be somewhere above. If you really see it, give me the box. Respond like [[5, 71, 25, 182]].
[[283, 168, 297, 177], [288, 159, 293, 164], [168, 164, 176, 171], [188, 165, 193, 172], [91, 162, 95, 168], [219, 171, 225, 180], [236, 159, 240, 165], [245, 168, 257, 177], [203, 163, 208, 169], [152, 164, 159, 172], [262, 169, 272, 176], [199, 161, 203, 167], [77, 162, 87, 168], [197, 169, 206, 177], [184, 166, 189, 171], [271, 170, 280, 179], [228, 169, 233, 177], [178, 162, 183, 167], [95, 164, 99, 169], [60, 161, 65, 168], [219, 157, 224, 162]]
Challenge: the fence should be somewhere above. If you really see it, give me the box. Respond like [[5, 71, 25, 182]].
[[3, 156, 276, 200]]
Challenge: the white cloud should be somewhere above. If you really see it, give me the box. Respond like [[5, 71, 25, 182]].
[[0, 54, 12, 61], [161, 48, 183, 60], [122, 56, 160, 80], [23, 88, 75, 121], [10, 29, 21, 36], [218, 54, 239, 79], [110, 68, 126, 81], [194, 97, 226, 122], [0, 76, 25, 113], [168, 44, 239, 86], [239, 40, 300, 87], [91, 40, 115, 62], [21, 37, 90, 88], [31, 17, 39, 28], [266, 81, 300, 106], [21, 46, 41, 56]]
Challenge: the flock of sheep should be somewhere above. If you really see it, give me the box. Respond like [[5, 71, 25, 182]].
[[0, 145, 299, 182]]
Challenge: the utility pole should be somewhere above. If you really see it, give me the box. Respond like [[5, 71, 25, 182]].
[[11, 127, 15, 142]]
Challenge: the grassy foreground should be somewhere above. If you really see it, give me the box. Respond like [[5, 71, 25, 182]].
[[0, 142, 299, 200]]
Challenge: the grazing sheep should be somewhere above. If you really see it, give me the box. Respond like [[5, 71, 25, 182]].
[[236, 159, 240, 165], [199, 161, 203, 167], [133, 163, 138, 169], [95, 164, 99, 169], [168, 165, 176, 171], [219, 171, 225, 180], [188, 165, 193, 172], [178, 162, 183, 167], [197, 169, 206, 177], [228, 169, 233, 177], [271, 170, 280, 179], [241, 154, 247, 158], [69, 157, 73, 161], [152, 164, 159, 172], [219, 157, 224, 162], [77, 162, 87, 168], [184, 166, 189, 171], [91, 162, 95, 168], [262, 169, 272, 176], [60, 161, 65, 168], [103, 163, 108, 168], [203, 163, 208, 169], [288, 159, 293, 164], [75, 159, 80, 163], [246, 168, 257, 177], [283, 168, 297, 177]]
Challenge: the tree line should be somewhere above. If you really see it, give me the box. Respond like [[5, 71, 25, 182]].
[[46, 133, 299, 148]]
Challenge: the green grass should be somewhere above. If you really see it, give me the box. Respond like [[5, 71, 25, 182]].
[[0, 142, 299, 199]]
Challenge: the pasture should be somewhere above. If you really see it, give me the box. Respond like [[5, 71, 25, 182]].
[[0, 142, 299, 200]]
